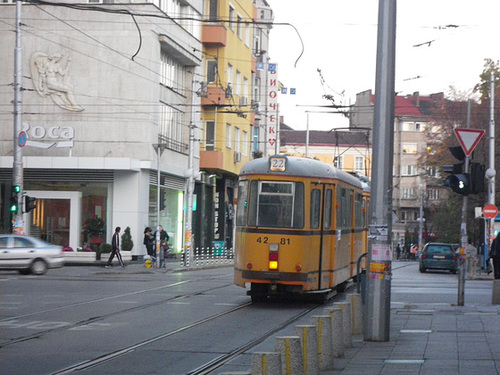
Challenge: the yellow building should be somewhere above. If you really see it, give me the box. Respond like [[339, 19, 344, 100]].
[[197, 0, 257, 250]]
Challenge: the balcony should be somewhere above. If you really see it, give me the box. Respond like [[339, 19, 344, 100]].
[[201, 86, 228, 106], [202, 24, 227, 47]]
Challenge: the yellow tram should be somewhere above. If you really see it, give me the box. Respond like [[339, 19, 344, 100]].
[[234, 155, 370, 302]]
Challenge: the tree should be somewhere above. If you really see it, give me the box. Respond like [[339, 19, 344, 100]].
[[121, 226, 134, 251]]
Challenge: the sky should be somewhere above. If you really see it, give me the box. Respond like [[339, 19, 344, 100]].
[[266, 0, 500, 131]]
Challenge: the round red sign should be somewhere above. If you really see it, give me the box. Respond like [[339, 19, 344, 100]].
[[483, 204, 498, 219]]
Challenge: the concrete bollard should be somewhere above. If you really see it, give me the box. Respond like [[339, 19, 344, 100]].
[[348, 293, 363, 335], [251, 352, 281, 375], [294, 325, 319, 375], [333, 301, 352, 348], [311, 315, 334, 370], [324, 307, 344, 358], [275, 336, 303, 375], [493, 280, 500, 305]]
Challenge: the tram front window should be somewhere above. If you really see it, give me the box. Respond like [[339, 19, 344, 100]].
[[254, 181, 304, 228]]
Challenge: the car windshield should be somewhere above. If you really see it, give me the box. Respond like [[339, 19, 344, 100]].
[[426, 246, 453, 255]]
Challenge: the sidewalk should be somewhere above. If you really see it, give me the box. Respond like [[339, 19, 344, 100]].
[[320, 266, 500, 375]]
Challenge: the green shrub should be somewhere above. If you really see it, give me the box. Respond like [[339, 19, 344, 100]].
[[121, 226, 134, 251], [99, 243, 112, 254]]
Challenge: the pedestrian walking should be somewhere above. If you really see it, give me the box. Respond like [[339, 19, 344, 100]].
[[489, 232, 500, 279], [106, 226, 125, 268], [396, 244, 401, 260], [155, 225, 170, 268]]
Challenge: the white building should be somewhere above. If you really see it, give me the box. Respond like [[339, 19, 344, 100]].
[[0, 1, 203, 257]]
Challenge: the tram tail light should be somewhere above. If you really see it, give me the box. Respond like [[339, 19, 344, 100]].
[[269, 252, 278, 270]]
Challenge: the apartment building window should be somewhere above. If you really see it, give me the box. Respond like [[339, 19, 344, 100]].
[[254, 29, 261, 54], [229, 4, 235, 31], [402, 188, 416, 199], [227, 63, 233, 89], [207, 60, 217, 83], [237, 14, 243, 39], [160, 103, 183, 144], [354, 156, 364, 174], [235, 70, 241, 96], [243, 77, 249, 102], [245, 23, 250, 46], [334, 155, 344, 170], [427, 166, 440, 178], [402, 143, 418, 154], [253, 77, 260, 103], [401, 165, 417, 176], [208, 0, 218, 21], [242, 131, 248, 156], [205, 121, 215, 151], [402, 210, 418, 221], [226, 123, 232, 148], [427, 189, 440, 200], [160, 53, 186, 95], [234, 127, 240, 153]]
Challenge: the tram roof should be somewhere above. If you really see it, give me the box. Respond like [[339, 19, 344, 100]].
[[240, 155, 365, 189]]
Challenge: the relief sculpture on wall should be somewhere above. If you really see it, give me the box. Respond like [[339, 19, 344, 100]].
[[30, 52, 84, 112]]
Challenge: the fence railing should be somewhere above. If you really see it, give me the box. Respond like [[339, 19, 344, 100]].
[[178, 247, 234, 268]]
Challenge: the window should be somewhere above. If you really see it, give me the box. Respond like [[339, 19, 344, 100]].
[[208, 0, 218, 21], [250, 181, 304, 228], [354, 156, 364, 173], [243, 77, 249, 102], [160, 103, 184, 145], [160, 53, 186, 95], [427, 166, 440, 178], [227, 63, 233, 88], [234, 127, 240, 153], [207, 60, 217, 83], [324, 189, 333, 229], [236, 180, 249, 226], [229, 4, 235, 31], [235, 70, 241, 96], [226, 123, 232, 148], [402, 143, 418, 154], [334, 155, 344, 170], [402, 188, 416, 199], [237, 14, 242, 39], [205, 121, 215, 151], [427, 189, 440, 200], [401, 165, 417, 176], [242, 131, 248, 156], [310, 189, 321, 229], [245, 22, 250, 46], [337, 186, 352, 229]]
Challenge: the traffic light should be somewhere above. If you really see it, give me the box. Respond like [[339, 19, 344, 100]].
[[444, 173, 470, 195], [10, 185, 20, 213], [470, 163, 485, 194], [24, 195, 37, 213]]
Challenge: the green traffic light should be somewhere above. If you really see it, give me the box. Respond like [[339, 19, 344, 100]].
[[10, 203, 18, 212], [13, 185, 21, 193]]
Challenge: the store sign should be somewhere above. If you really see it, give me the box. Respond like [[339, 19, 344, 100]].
[[266, 63, 278, 156], [21, 123, 75, 148]]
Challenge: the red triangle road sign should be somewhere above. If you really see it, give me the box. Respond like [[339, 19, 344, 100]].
[[454, 128, 485, 156]]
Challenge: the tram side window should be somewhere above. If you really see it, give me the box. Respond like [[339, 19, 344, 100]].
[[248, 181, 258, 226], [236, 181, 249, 226], [311, 189, 321, 229], [354, 192, 362, 229], [337, 187, 353, 229], [324, 189, 333, 229]]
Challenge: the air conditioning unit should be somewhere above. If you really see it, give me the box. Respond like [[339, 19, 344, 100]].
[[234, 151, 242, 163], [239, 96, 248, 106]]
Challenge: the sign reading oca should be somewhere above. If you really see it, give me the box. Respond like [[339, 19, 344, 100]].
[[21, 123, 75, 140]]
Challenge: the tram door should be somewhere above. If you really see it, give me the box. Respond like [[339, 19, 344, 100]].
[[311, 183, 336, 290]]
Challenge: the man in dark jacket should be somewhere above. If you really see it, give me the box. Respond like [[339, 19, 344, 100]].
[[106, 226, 125, 268], [490, 232, 500, 279]]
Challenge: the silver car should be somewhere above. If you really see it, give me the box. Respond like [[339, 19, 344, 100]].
[[0, 234, 64, 275]]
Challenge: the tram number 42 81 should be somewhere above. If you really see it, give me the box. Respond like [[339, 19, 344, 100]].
[[256, 237, 290, 245]]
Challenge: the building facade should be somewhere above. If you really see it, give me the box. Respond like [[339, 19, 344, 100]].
[[0, 1, 204, 256]]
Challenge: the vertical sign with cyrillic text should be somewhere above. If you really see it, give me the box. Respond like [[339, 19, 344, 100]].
[[267, 63, 278, 156]]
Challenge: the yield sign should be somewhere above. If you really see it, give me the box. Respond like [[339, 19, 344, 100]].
[[454, 128, 485, 156]]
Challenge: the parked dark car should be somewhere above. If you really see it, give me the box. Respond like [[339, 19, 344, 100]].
[[0, 234, 64, 275], [419, 243, 457, 273]]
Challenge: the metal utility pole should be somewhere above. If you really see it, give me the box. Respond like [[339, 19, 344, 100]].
[[12, 0, 24, 234], [364, 0, 396, 342], [487, 73, 496, 248], [458, 100, 472, 306], [183, 78, 197, 267]]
